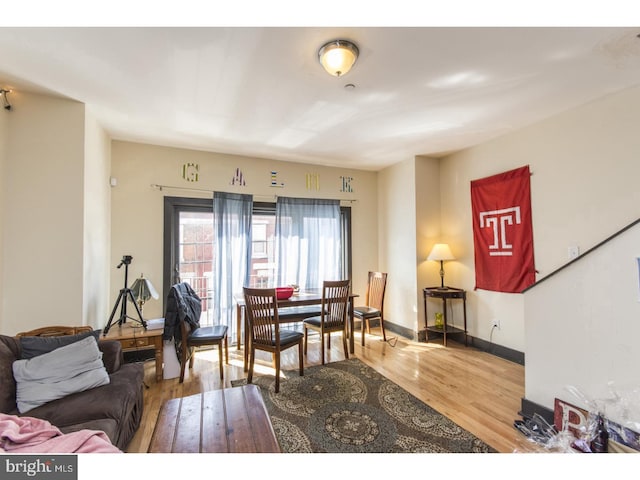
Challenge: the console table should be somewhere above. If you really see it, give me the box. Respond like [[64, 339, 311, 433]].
[[423, 287, 468, 347], [103, 322, 164, 381]]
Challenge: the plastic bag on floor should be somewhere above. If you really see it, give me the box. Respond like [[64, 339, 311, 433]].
[[163, 340, 181, 379]]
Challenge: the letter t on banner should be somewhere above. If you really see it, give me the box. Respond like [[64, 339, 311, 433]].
[[471, 165, 536, 292]]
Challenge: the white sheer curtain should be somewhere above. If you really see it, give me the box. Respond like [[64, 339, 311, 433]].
[[275, 197, 342, 290], [212, 192, 253, 342]]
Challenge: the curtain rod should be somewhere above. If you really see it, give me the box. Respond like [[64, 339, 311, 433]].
[[151, 183, 213, 194], [150, 184, 356, 203]]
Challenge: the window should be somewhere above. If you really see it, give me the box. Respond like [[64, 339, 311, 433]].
[[178, 211, 214, 317], [249, 212, 276, 287], [163, 197, 352, 334], [163, 197, 214, 324]]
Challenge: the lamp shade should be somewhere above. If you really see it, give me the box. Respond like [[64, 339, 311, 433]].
[[130, 275, 159, 304], [318, 40, 359, 77], [427, 243, 455, 262]]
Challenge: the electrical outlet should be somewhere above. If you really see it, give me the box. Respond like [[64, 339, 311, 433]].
[[492, 319, 500, 330]]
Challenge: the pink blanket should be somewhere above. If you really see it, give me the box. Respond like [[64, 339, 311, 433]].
[[0, 413, 121, 453]]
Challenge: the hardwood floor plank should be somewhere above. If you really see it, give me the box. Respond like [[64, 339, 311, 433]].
[[126, 332, 540, 453]]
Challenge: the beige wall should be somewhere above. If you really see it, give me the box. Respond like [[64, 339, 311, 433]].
[[525, 224, 640, 418], [2, 81, 637, 400], [0, 92, 86, 335], [110, 141, 378, 321], [0, 100, 7, 329], [439, 84, 640, 354], [441, 148, 526, 350], [83, 111, 112, 329], [414, 156, 443, 330], [377, 155, 454, 337], [377, 158, 420, 333]]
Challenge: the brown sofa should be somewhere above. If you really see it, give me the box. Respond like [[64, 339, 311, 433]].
[[0, 331, 144, 451]]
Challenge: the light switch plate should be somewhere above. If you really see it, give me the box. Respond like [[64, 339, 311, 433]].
[[568, 246, 580, 260]]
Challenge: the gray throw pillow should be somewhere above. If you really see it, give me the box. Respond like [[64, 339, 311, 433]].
[[20, 330, 101, 359], [13, 335, 110, 413]]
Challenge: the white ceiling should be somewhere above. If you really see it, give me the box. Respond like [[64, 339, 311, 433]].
[[1, 26, 639, 171]]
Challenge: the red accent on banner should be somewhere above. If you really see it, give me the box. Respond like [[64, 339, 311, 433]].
[[471, 165, 535, 293]]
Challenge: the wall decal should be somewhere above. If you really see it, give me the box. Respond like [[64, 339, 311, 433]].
[[340, 176, 354, 193], [182, 163, 199, 182], [306, 173, 320, 191], [270, 171, 285, 188], [230, 167, 246, 186]]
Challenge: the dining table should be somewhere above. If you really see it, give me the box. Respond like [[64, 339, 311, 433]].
[[234, 289, 359, 371]]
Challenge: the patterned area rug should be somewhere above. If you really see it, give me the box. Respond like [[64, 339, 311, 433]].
[[232, 358, 496, 453]]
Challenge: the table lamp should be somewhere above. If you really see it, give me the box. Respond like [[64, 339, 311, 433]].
[[130, 274, 159, 315], [427, 243, 455, 289]]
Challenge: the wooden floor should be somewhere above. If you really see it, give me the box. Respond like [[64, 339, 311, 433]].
[[126, 329, 540, 453]]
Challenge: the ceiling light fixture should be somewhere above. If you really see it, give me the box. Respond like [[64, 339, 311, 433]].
[[318, 40, 359, 77], [1, 89, 12, 111]]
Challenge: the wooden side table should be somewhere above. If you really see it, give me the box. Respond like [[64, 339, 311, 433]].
[[103, 322, 164, 381], [423, 287, 468, 347]]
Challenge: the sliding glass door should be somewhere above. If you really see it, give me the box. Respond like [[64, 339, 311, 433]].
[[163, 197, 215, 325], [163, 196, 352, 344]]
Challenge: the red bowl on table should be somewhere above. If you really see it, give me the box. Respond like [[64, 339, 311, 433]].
[[276, 286, 294, 300]]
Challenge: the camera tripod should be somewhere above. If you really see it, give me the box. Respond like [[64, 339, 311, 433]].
[[103, 255, 147, 336]]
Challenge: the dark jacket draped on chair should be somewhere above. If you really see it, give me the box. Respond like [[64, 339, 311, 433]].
[[163, 282, 202, 343]]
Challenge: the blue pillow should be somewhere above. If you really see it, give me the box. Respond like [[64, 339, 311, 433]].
[[20, 330, 101, 359], [14, 335, 110, 413]]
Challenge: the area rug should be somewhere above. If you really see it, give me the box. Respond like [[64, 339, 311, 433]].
[[232, 358, 496, 453]]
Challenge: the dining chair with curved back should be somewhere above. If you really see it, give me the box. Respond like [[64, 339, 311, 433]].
[[243, 287, 304, 393], [302, 279, 351, 365], [165, 282, 229, 383], [354, 271, 388, 346], [178, 319, 228, 383]]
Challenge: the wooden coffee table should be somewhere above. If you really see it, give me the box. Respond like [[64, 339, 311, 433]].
[[148, 385, 280, 453]]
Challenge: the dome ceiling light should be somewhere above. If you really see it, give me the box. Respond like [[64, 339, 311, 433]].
[[318, 39, 359, 77]]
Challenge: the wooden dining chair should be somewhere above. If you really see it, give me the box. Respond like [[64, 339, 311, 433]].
[[354, 271, 388, 346], [243, 287, 304, 393], [302, 279, 351, 365], [165, 282, 228, 383], [178, 319, 228, 382]]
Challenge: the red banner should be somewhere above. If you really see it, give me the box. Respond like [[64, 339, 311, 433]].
[[471, 165, 535, 293]]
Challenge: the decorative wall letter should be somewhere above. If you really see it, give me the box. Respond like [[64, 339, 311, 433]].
[[230, 167, 246, 186], [306, 173, 320, 191], [270, 171, 285, 188], [182, 163, 199, 182], [340, 176, 354, 193]]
